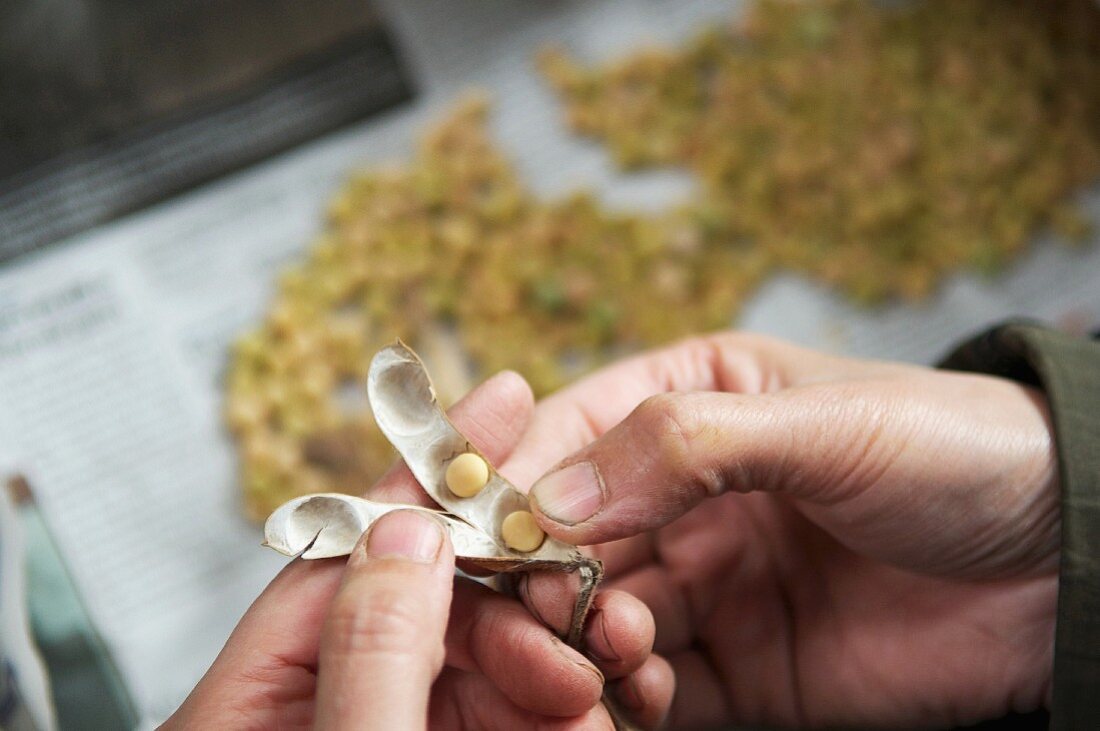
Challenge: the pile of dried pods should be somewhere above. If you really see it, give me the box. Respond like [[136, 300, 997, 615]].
[[229, 0, 1100, 519], [541, 0, 1100, 301]]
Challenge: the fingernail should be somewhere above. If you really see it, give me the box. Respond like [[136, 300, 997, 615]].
[[531, 461, 604, 525], [551, 637, 604, 685], [515, 575, 550, 629], [584, 609, 621, 664], [366, 510, 443, 563]]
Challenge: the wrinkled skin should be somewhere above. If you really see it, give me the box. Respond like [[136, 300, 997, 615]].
[[509, 333, 1058, 729]]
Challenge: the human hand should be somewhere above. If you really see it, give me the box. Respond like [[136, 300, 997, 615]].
[[506, 333, 1058, 728], [368, 370, 671, 729], [162, 373, 662, 730]]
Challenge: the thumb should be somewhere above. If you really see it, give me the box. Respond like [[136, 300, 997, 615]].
[[528, 389, 873, 546], [314, 509, 455, 731], [527, 365, 1059, 581]]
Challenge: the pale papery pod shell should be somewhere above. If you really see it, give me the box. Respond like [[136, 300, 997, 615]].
[[366, 340, 581, 568], [264, 493, 496, 559], [264, 344, 625, 726], [263, 493, 574, 572]]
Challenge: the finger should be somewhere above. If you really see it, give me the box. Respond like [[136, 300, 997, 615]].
[[599, 496, 772, 656], [527, 389, 749, 544], [169, 557, 347, 724], [528, 370, 1059, 579], [586, 534, 656, 579], [429, 668, 615, 730], [528, 386, 891, 545], [314, 510, 454, 730], [444, 577, 605, 716], [516, 576, 655, 680], [499, 332, 871, 489], [219, 557, 346, 666], [369, 369, 534, 506], [608, 653, 676, 730], [604, 565, 694, 655], [580, 590, 655, 679], [515, 569, 581, 637], [665, 650, 731, 730]]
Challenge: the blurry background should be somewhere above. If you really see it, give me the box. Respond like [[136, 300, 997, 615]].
[[0, 1, 1097, 728], [0, 0, 410, 258]]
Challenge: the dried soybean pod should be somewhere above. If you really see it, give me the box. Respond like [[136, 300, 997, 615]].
[[265, 342, 635, 729], [264, 493, 504, 560], [365, 341, 583, 569], [264, 494, 622, 726], [365, 343, 612, 709]]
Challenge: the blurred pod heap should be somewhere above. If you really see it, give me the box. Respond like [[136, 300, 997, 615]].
[[542, 0, 1100, 300], [227, 0, 1100, 519]]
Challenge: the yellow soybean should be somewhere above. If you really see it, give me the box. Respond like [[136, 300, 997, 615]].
[[446, 452, 490, 497], [501, 510, 545, 552]]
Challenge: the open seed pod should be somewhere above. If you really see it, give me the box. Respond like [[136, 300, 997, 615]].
[[263, 341, 643, 729], [263, 341, 603, 641], [367, 341, 590, 571], [264, 494, 502, 560]]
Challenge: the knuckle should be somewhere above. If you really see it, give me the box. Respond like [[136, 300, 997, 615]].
[[698, 330, 761, 353], [634, 393, 696, 466], [633, 394, 722, 497]]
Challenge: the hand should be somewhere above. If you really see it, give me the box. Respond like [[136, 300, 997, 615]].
[[162, 374, 662, 730], [369, 371, 672, 729], [508, 332, 1058, 728]]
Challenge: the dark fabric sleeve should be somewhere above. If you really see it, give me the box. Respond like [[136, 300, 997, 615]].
[[940, 322, 1100, 731]]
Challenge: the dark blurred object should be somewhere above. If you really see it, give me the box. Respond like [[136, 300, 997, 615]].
[[0, 0, 413, 261], [962, 709, 1049, 730], [8, 475, 139, 730]]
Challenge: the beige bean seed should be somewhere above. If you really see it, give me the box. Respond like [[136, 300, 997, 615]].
[[445, 452, 490, 497], [501, 510, 545, 552]]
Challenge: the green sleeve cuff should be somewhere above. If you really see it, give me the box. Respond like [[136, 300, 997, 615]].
[[941, 322, 1100, 731]]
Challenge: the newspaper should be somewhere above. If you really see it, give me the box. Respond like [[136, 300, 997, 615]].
[[0, 0, 1097, 725]]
